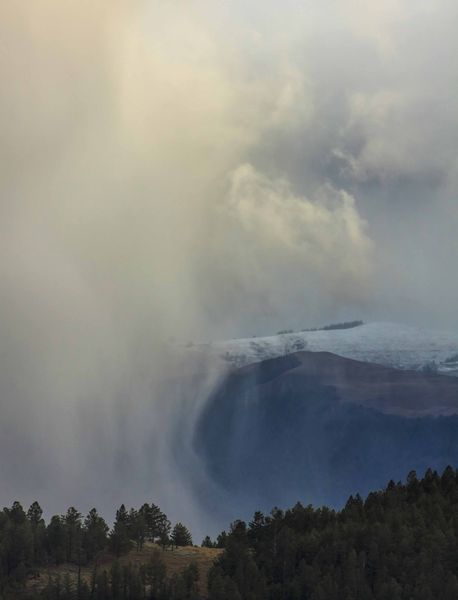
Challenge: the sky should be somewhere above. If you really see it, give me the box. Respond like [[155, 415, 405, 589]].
[[0, 0, 457, 534]]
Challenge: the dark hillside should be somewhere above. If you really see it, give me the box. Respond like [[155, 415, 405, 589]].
[[195, 351, 458, 516], [208, 467, 458, 600]]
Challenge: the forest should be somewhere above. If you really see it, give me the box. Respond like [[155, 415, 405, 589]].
[[207, 466, 458, 600], [0, 501, 195, 599], [1, 467, 458, 598]]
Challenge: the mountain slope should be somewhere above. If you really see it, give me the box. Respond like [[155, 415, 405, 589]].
[[193, 322, 458, 373], [23, 544, 221, 599], [194, 351, 458, 518]]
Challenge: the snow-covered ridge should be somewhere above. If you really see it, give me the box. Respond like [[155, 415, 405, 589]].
[[190, 322, 458, 374]]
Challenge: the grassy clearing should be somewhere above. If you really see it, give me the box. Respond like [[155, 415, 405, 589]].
[[24, 543, 222, 598]]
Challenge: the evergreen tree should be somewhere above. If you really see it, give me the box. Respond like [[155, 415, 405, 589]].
[[83, 508, 108, 561], [168, 562, 199, 600], [46, 515, 67, 564], [208, 466, 458, 600], [201, 536, 215, 548], [142, 550, 167, 599], [215, 531, 227, 549], [128, 507, 147, 551], [141, 503, 170, 543], [171, 523, 193, 548], [110, 505, 132, 557], [64, 507, 82, 563], [27, 501, 46, 567], [6, 465, 458, 600], [3, 501, 33, 581]]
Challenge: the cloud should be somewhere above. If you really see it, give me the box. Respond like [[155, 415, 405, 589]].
[[0, 0, 374, 533], [218, 164, 373, 330], [0, 0, 456, 533]]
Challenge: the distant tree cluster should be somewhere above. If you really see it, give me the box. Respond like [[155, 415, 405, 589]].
[[110, 502, 185, 556], [208, 467, 458, 600], [0, 499, 192, 598], [201, 532, 228, 550], [444, 353, 458, 364], [303, 320, 364, 332], [277, 320, 364, 336]]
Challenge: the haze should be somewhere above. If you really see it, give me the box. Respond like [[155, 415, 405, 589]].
[[0, 0, 457, 536]]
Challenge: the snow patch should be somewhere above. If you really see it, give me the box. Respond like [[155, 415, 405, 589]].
[[186, 322, 458, 374]]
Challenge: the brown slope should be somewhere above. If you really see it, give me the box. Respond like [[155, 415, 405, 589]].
[[234, 351, 458, 417], [23, 543, 222, 599]]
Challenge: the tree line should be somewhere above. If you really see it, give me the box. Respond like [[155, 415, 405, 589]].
[[206, 466, 458, 600], [0, 500, 192, 598], [3, 466, 458, 598]]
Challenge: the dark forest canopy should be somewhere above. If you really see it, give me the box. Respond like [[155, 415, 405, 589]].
[[208, 466, 458, 600], [2, 467, 458, 598]]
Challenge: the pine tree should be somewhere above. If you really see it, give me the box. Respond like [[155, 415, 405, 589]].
[[141, 549, 167, 599], [110, 505, 132, 557], [4, 501, 33, 579], [216, 531, 228, 548], [128, 507, 147, 551], [46, 515, 67, 564], [83, 508, 108, 560], [171, 523, 193, 548], [201, 536, 215, 548], [64, 507, 82, 563], [27, 501, 46, 565]]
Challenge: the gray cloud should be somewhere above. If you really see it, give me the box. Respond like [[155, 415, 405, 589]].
[[0, 0, 457, 534], [246, 0, 458, 328]]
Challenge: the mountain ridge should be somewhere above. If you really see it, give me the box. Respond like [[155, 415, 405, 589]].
[[194, 348, 458, 517], [186, 322, 458, 374], [231, 350, 458, 417]]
